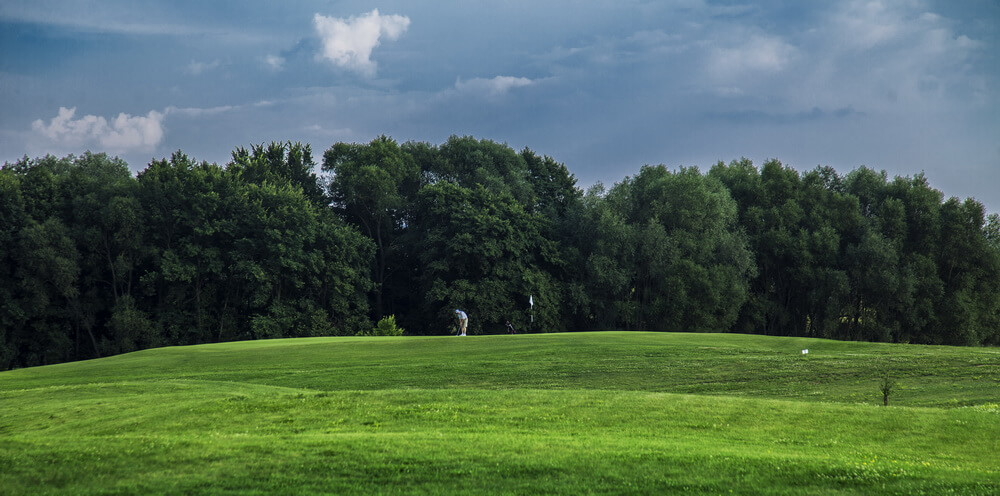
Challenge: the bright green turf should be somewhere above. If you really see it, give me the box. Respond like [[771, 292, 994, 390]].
[[1, 332, 998, 494]]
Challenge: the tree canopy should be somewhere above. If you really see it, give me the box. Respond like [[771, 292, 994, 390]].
[[2, 138, 998, 369]]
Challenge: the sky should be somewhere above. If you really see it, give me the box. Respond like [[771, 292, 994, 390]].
[[2, 0, 998, 212]]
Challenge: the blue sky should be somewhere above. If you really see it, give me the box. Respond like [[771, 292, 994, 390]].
[[2, 0, 998, 212]]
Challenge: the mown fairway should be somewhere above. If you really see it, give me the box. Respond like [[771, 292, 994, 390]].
[[1, 332, 998, 495]]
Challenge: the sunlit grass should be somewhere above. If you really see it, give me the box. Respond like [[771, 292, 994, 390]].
[[1, 332, 997, 494]]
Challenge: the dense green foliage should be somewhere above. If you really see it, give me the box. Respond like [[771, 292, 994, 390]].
[[2, 137, 1000, 368], [1, 145, 372, 369], [1, 332, 997, 494], [708, 160, 1000, 345]]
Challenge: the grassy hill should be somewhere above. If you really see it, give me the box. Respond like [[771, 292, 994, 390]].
[[1, 332, 997, 494]]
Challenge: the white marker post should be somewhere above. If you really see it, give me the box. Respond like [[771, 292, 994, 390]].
[[529, 294, 534, 324]]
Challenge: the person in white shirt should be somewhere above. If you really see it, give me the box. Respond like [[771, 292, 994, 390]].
[[454, 309, 468, 336]]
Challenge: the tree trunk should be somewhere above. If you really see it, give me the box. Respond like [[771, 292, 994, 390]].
[[86, 326, 101, 358], [374, 222, 386, 318]]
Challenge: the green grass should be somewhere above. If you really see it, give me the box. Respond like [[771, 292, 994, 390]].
[[1, 332, 998, 494]]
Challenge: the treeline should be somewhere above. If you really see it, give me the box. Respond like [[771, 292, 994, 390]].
[[2, 136, 999, 368]]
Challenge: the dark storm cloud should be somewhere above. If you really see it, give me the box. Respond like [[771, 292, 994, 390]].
[[1, 0, 997, 211]]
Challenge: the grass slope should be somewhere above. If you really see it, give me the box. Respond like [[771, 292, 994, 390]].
[[1, 332, 997, 495]]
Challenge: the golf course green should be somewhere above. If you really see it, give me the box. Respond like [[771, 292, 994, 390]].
[[1, 332, 997, 494]]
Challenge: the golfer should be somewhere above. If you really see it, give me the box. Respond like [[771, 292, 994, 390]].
[[454, 309, 468, 336]]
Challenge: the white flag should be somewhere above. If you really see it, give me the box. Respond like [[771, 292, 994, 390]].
[[529, 295, 534, 307]]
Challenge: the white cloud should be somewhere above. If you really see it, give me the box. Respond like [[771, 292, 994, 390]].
[[303, 123, 354, 139], [313, 9, 410, 76], [455, 76, 535, 96], [828, 1, 981, 56], [264, 55, 285, 71], [811, 0, 986, 111], [708, 34, 796, 81], [691, 1, 985, 111], [832, 0, 904, 50], [31, 107, 164, 152], [186, 59, 220, 75], [164, 105, 236, 117]]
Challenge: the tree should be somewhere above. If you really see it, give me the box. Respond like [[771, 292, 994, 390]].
[[323, 136, 419, 320], [230, 142, 327, 207], [796, 167, 853, 338], [64, 153, 148, 355], [562, 184, 638, 330], [575, 166, 755, 332], [412, 182, 559, 333], [232, 180, 372, 338], [5, 138, 1000, 369], [138, 150, 375, 343], [137, 153, 234, 344], [935, 198, 1000, 345], [431, 136, 534, 205], [880, 174, 944, 343], [3, 154, 136, 362], [711, 159, 813, 335], [520, 148, 581, 219], [0, 169, 27, 368], [12, 217, 81, 365], [401, 138, 578, 334]]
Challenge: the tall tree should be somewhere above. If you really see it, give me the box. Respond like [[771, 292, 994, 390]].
[[935, 198, 1000, 345], [0, 169, 30, 368], [560, 184, 637, 330], [64, 153, 148, 355], [138, 149, 374, 343], [412, 182, 559, 333], [230, 142, 327, 207], [576, 166, 755, 331], [323, 136, 420, 320], [137, 153, 236, 344]]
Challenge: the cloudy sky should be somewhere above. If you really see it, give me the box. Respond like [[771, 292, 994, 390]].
[[2, 0, 998, 212]]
